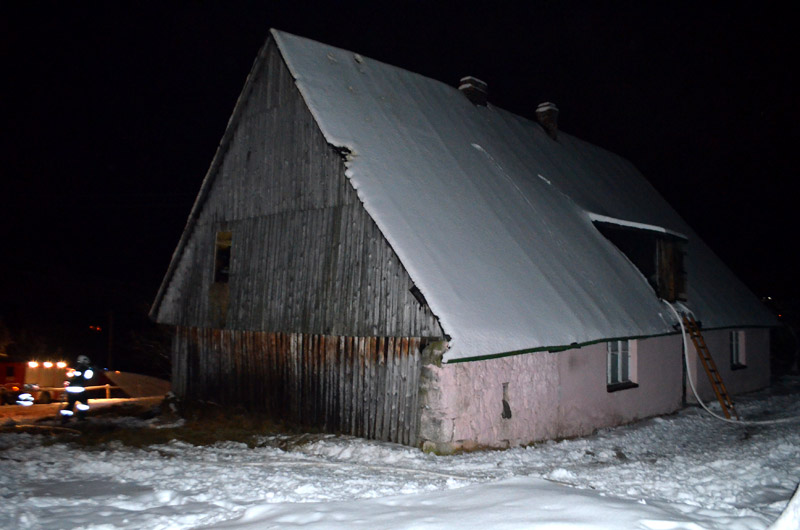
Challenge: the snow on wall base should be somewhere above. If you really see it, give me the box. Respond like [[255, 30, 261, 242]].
[[418, 335, 686, 451]]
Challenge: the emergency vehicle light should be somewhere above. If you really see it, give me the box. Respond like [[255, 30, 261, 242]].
[[28, 361, 38, 368]]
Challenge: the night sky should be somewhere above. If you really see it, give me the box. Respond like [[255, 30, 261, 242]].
[[2, 2, 797, 364]]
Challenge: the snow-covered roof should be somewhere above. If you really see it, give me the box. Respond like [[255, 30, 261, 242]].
[[272, 30, 775, 362]]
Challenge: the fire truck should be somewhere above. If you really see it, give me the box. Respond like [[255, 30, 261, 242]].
[[0, 360, 68, 405]]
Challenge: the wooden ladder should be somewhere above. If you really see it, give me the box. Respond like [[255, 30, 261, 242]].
[[683, 315, 739, 420]]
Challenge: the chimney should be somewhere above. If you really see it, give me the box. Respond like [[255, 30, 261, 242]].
[[459, 76, 488, 106], [535, 102, 559, 140]]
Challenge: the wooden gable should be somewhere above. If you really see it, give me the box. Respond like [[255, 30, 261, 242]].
[[152, 38, 442, 340]]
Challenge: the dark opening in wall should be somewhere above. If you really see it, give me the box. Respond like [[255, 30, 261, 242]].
[[501, 382, 512, 419], [210, 230, 233, 328], [594, 221, 687, 302], [214, 231, 233, 284]]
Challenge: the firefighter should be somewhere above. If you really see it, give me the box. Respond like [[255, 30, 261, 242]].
[[60, 355, 94, 422]]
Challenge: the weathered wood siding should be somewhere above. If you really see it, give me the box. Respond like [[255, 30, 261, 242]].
[[155, 38, 442, 340], [173, 326, 423, 445]]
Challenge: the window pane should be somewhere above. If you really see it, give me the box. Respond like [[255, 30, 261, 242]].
[[609, 351, 619, 384], [620, 350, 629, 382], [730, 331, 743, 366]]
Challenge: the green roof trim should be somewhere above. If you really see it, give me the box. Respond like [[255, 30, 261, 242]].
[[443, 324, 774, 364]]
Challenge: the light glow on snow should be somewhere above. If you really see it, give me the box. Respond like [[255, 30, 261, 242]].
[[1, 381, 798, 529]]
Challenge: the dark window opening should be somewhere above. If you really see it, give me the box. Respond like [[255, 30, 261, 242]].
[[6, 366, 14, 378], [214, 231, 233, 283], [594, 222, 687, 302], [501, 382, 512, 419]]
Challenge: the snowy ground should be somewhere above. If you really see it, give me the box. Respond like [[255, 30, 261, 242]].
[[1, 379, 799, 530]]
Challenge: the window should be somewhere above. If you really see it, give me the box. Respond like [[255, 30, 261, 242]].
[[213, 231, 233, 283], [607, 339, 638, 392], [730, 330, 746, 370]]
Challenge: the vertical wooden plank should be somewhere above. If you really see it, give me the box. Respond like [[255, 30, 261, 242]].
[[339, 335, 347, 434], [352, 336, 359, 437], [364, 337, 373, 439], [353, 337, 364, 437], [274, 332, 283, 419], [365, 337, 376, 439], [302, 333, 310, 424], [306, 333, 313, 425], [244, 331, 253, 409], [381, 337, 395, 441], [403, 338, 417, 446], [389, 338, 402, 443], [327, 334, 335, 428], [319, 335, 327, 429], [312, 334, 321, 426], [361, 337, 369, 438], [343, 336, 353, 435], [255, 331, 263, 411], [265, 331, 272, 413], [374, 336, 386, 441], [289, 333, 298, 424], [330, 335, 338, 431], [397, 337, 409, 444], [267, 332, 276, 415], [407, 338, 421, 447], [349, 335, 358, 436], [320, 334, 327, 427], [325, 335, 334, 430]]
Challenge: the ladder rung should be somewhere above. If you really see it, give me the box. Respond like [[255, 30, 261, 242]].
[[682, 314, 739, 419]]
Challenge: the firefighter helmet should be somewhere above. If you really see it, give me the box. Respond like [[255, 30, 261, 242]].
[[76, 355, 91, 365]]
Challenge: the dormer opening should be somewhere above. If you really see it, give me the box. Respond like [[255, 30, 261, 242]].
[[592, 217, 688, 302]]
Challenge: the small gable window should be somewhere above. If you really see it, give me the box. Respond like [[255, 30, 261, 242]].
[[607, 339, 638, 392], [214, 231, 233, 283]]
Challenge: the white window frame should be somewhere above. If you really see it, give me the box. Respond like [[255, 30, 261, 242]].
[[607, 339, 637, 390], [730, 330, 746, 369]]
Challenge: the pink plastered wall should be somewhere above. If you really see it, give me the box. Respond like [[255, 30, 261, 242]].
[[420, 334, 688, 451], [555, 336, 683, 437], [684, 328, 770, 404]]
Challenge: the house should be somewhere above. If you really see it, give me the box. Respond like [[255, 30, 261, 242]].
[[150, 30, 776, 451]]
